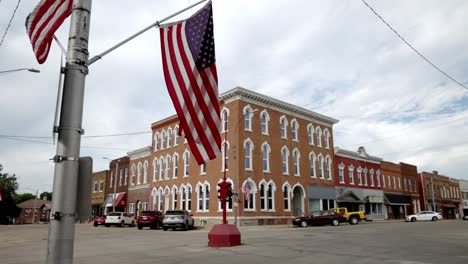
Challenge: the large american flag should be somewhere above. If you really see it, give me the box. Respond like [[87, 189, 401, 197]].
[[159, 2, 221, 165], [242, 183, 251, 201], [25, 0, 73, 64]]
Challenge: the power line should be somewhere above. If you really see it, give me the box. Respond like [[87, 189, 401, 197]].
[[0, 131, 150, 139], [1, 136, 131, 151], [361, 0, 468, 91], [0, 0, 21, 48]]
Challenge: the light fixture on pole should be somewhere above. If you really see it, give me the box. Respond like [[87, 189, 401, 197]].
[[0, 68, 40, 74], [232, 108, 259, 226], [103, 157, 119, 213]]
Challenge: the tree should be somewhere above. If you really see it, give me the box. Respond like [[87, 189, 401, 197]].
[[15, 193, 36, 204], [0, 164, 20, 224], [40, 191, 52, 200]]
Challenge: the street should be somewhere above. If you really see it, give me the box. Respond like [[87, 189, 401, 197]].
[[0, 220, 467, 264]]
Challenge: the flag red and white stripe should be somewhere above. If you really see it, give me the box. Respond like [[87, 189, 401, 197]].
[[159, 3, 221, 165], [25, 0, 73, 64], [242, 184, 251, 201]]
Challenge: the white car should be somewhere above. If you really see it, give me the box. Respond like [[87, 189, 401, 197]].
[[406, 211, 442, 222], [162, 210, 194, 231], [105, 212, 135, 227]]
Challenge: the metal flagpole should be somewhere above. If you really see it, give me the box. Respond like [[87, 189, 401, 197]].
[[46, 0, 92, 263], [87, 0, 208, 66]]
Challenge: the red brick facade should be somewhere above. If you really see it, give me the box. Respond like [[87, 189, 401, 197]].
[[419, 171, 461, 219]]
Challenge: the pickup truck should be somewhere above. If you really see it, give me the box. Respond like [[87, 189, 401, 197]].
[[330, 207, 366, 225]]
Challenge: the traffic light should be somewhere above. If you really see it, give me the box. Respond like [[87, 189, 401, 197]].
[[218, 182, 224, 200], [225, 182, 232, 201]]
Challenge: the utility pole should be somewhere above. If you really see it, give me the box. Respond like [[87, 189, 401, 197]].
[[47, 1, 91, 263]]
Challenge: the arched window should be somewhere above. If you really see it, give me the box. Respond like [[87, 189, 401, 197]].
[[222, 141, 229, 171], [143, 161, 148, 184], [261, 142, 270, 172], [243, 181, 254, 210], [173, 154, 179, 179], [174, 126, 179, 145], [197, 185, 203, 211], [180, 187, 186, 210], [154, 132, 160, 151], [293, 148, 300, 176], [318, 155, 324, 179], [222, 108, 229, 133], [124, 168, 128, 185], [260, 110, 270, 135], [161, 130, 166, 149], [172, 188, 178, 210], [167, 128, 172, 148], [260, 184, 266, 210], [243, 106, 253, 131], [291, 119, 299, 141], [183, 151, 190, 177], [260, 181, 275, 211], [309, 152, 316, 178], [152, 158, 158, 182], [131, 164, 136, 185], [307, 124, 314, 145], [159, 157, 164, 181], [282, 147, 289, 175], [244, 139, 253, 170], [357, 167, 363, 185], [165, 156, 171, 180], [325, 156, 332, 179], [283, 185, 290, 211], [280, 116, 288, 139], [324, 129, 330, 149], [338, 163, 345, 183], [137, 162, 142, 184], [316, 127, 322, 147], [349, 165, 355, 185], [204, 184, 210, 211], [187, 186, 192, 211]]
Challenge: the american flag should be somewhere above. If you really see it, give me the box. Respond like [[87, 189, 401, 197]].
[[159, 2, 221, 165], [242, 183, 251, 201], [25, 0, 73, 64]]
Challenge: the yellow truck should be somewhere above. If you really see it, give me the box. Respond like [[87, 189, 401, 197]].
[[331, 207, 366, 225]]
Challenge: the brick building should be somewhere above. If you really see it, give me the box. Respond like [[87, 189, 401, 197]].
[[460, 179, 468, 218], [16, 198, 51, 224], [418, 171, 461, 219], [91, 170, 108, 217], [380, 161, 420, 219], [103, 156, 129, 215], [123, 87, 338, 226], [334, 146, 385, 220]]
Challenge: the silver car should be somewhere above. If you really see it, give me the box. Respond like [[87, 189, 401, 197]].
[[406, 211, 442, 222], [162, 210, 194, 231]]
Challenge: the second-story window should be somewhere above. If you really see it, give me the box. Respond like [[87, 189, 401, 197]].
[[161, 131, 166, 149], [282, 147, 289, 175], [280, 116, 288, 139], [307, 124, 314, 145], [291, 119, 298, 141], [349, 165, 355, 185], [293, 149, 300, 176], [261, 111, 269, 135], [167, 128, 172, 148], [222, 141, 229, 171], [338, 164, 345, 183], [324, 129, 330, 148], [183, 151, 190, 177], [174, 126, 179, 145], [173, 154, 178, 179], [326, 156, 332, 179], [262, 142, 270, 172], [244, 106, 252, 131], [200, 163, 206, 175], [222, 109, 228, 133], [316, 127, 322, 147], [244, 139, 253, 170]]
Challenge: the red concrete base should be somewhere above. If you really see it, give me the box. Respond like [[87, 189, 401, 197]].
[[208, 224, 241, 247]]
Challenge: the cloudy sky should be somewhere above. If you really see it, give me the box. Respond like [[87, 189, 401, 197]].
[[1, 0, 467, 194]]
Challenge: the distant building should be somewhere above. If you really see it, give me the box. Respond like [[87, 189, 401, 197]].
[[16, 198, 51, 224], [459, 179, 468, 218], [91, 170, 108, 217], [103, 156, 129, 215]]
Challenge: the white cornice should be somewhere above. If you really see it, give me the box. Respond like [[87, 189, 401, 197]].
[[127, 146, 151, 160]]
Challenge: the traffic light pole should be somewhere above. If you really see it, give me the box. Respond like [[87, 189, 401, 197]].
[[222, 132, 228, 225]]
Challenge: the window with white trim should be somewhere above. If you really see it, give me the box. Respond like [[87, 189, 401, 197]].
[[181, 187, 186, 210], [119, 169, 123, 186], [183, 151, 190, 177], [398, 178, 401, 189], [262, 142, 270, 172], [261, 110, 269, 135], [172, 189, 177, 210], [357, 167, 363, 185], [130, 165, 136, 185], [93, 182, 98, 193], [316, 127, 322, 147], [173, 154, 179, 179], [324, 129, 330, 149], [161, 130, 166, 149], [142, 202, 148, 211], [204, 185, 210, 211], [143, 161, 148, 184], [222, 108, 229, 133], [244, 139, 253, 170], [99, 180, 104, 192], [370, 169, 375, 187], [364, 168, 368, 186], [153, 159, 158, 182], [293, 148, 300, 176], [318, 155, 324, 179], [154, 132, 159, 151], [137, 162, 142, 184], [280, 116, 288, 139], [388, 175, 391, 188], [291, 119, 298, 141], [382, 173, 386, 188], [167, 128, 172, 148], [243, 182, 254, 210], [325, 156, 332, 180], [129, 203, 135, 213], [338, 163, 345, 183], [309, 152, 316, 178], [159, 157, 164, 181], [281, 147, 289, 175], [187, 186, 192, 211], [260, 182, 275, 211], [283, 185, 290, 211], [349, 165, 355, 185], [244, 106, 253, 131], [165, 156, 171, 180], [222, 141, 229, 171], [174, 126, 179, 146], [376, 170, 381, 187], [307, 124, 314, 145], [200, 163, 206, 175]]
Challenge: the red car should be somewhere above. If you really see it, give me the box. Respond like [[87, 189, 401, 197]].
[[137, 210, 164, 230], [93, 216, 106, 227], [293, 210, 347, 227]]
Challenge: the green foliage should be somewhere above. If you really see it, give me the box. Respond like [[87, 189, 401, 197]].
[[0, 164, 18, 202], [40, 191, 52, 200]]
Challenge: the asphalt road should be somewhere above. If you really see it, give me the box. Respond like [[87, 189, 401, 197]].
[[1, 220, 467, 264]]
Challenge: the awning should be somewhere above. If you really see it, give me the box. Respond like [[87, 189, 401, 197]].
[[384, 193, 410, 205], [308, 186, 336, 200], [101, 194, 114, 208], [336, 191, 362, 203], [442, 203, 456, 208], [113, 192, 126, 207]]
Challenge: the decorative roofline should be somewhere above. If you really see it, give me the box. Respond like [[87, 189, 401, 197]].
[[127, 146, 151, 160], [334, 146, 382, 163]]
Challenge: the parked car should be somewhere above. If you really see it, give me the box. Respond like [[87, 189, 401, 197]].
[[330, 207, 366, 225], [105, 212, 135, 227], [162, 210, 194, 231], [293, 210, 347, 227], [463, 215, 468, 220], [93, 216, 106, 227], [406, 211, 442, 222], [137, 210, 163, 230]]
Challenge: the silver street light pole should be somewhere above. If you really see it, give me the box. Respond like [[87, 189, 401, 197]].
[[46, 1, 91, 263], [233, 109, 259, 226]]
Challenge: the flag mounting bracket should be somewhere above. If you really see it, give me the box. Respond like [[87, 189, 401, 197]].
[[54, 125, 85, 135], [51, 155, 79, 163]]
